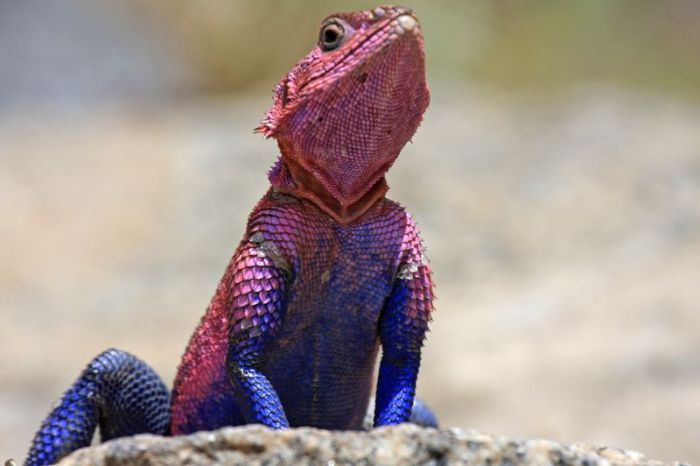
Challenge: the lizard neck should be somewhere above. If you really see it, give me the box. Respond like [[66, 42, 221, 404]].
[[268, 156, 388, 225]]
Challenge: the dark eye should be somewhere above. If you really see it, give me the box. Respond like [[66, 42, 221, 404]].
[[319, 21, 344, 51]]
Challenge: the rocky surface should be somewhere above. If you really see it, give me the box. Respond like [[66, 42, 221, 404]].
[[52, 425, 677, 466]]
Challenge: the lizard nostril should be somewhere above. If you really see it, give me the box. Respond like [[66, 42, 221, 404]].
[[396, 15, 417, 33]]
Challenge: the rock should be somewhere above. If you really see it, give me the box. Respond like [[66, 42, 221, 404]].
[[55, 424, 679, 466]]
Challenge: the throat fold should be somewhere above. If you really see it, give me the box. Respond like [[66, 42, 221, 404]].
[[269, 157, 388, 225]]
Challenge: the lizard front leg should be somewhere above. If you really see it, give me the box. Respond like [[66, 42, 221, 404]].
[[226, 237, 291, 429], [374, 236, 434, 427]]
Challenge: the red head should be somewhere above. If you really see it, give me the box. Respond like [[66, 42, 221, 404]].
[[258, 5, 430, 224]]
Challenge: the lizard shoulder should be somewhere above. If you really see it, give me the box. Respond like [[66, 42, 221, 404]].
[[379, 199, 427, 263], [241, 190, 310, 273]]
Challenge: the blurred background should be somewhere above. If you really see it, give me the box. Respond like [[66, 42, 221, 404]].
[[1, 0, 699, 462]]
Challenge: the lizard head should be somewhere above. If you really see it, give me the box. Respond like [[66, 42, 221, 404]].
[[258, 5, 430, 224]]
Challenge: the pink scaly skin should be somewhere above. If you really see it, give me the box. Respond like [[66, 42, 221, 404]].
[[26, 6, 434, 465], [170, 4, 433, 433]]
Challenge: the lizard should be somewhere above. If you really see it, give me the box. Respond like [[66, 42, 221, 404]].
[[24, 5, 434, 465]]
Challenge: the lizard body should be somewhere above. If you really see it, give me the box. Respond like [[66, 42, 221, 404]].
[[25, 6, 433, 465]]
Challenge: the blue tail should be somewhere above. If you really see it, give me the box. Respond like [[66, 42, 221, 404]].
[[25, 349, 170, 466], [408, 398, 439, 428]]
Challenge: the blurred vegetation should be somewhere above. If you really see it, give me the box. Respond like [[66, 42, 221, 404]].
[[142, 0, 700, 97]]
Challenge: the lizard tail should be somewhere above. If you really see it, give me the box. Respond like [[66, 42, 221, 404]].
[[408, 398, 439, 428], [25, 349, 170, 466]]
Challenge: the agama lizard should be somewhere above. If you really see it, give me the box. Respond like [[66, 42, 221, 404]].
[[25, 5, 434, 465]]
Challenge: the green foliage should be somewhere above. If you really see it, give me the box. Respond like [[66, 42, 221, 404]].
[[145, 0, 700, 96]]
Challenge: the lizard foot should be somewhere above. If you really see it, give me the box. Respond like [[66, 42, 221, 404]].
[[363, 397, 439, 430]]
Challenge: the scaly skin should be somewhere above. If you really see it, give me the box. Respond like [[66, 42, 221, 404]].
[[25, 5, 433, 465]]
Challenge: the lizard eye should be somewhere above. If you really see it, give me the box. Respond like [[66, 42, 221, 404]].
[[319, 21, 345, 51]]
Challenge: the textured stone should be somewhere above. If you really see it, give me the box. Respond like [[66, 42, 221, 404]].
[[54, 425, 680, 466]]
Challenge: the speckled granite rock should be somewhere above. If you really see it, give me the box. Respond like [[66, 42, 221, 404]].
[[52, 425, 681, 466]]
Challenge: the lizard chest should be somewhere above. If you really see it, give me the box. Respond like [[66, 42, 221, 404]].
[[279, 222, 400, 344], [257, 222, 402, 428]]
